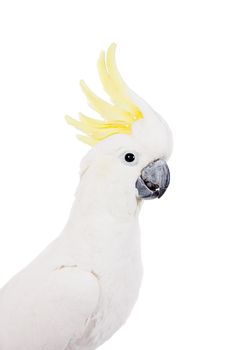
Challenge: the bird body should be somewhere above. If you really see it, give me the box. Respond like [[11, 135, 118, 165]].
[[0, 44, 172, 349], [0, 172, 142, 349]]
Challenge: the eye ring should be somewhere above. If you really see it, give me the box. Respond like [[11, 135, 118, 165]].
[[121, 151, 138, 166]]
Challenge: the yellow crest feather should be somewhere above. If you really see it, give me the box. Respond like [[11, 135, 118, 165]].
[[65, 43, 143, 145]]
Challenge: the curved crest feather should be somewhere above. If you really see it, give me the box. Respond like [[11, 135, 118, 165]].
[[65, 44, 143, 146]]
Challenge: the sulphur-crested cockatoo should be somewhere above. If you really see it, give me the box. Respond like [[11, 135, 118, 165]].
[[0, 44, 172, 350]]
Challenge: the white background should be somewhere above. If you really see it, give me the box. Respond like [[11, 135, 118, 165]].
[[0, 1, 233, 349]]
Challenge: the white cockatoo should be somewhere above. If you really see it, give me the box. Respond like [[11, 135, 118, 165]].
[[0, 44, 172, 350]]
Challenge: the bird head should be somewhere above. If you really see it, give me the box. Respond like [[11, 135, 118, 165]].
[[66, 44, 172, 203]]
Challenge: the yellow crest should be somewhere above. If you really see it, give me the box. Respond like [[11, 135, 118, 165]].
[[65, 44, 143, 146]]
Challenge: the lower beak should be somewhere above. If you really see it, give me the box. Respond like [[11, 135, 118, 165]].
[[136, 159, 170, 200]]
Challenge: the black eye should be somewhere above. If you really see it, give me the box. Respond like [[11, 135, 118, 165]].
[[124, 153, 135, 163]]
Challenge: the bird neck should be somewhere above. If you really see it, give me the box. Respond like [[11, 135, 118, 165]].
[[64, 175, 141, 235]]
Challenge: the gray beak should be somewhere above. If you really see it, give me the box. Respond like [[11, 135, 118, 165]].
[[136, 159, 170, 200]]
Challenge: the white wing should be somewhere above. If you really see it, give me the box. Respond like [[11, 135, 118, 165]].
[[0, 266, 99, 350]]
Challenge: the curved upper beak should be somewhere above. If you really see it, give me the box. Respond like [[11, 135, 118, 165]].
[[136, 159, 170, 200]]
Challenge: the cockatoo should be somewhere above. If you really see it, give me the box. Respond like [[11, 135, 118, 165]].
[[0, 44, 172, 350]]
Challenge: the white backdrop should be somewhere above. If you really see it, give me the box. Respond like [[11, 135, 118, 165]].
[[0, 1, 233, 349]]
